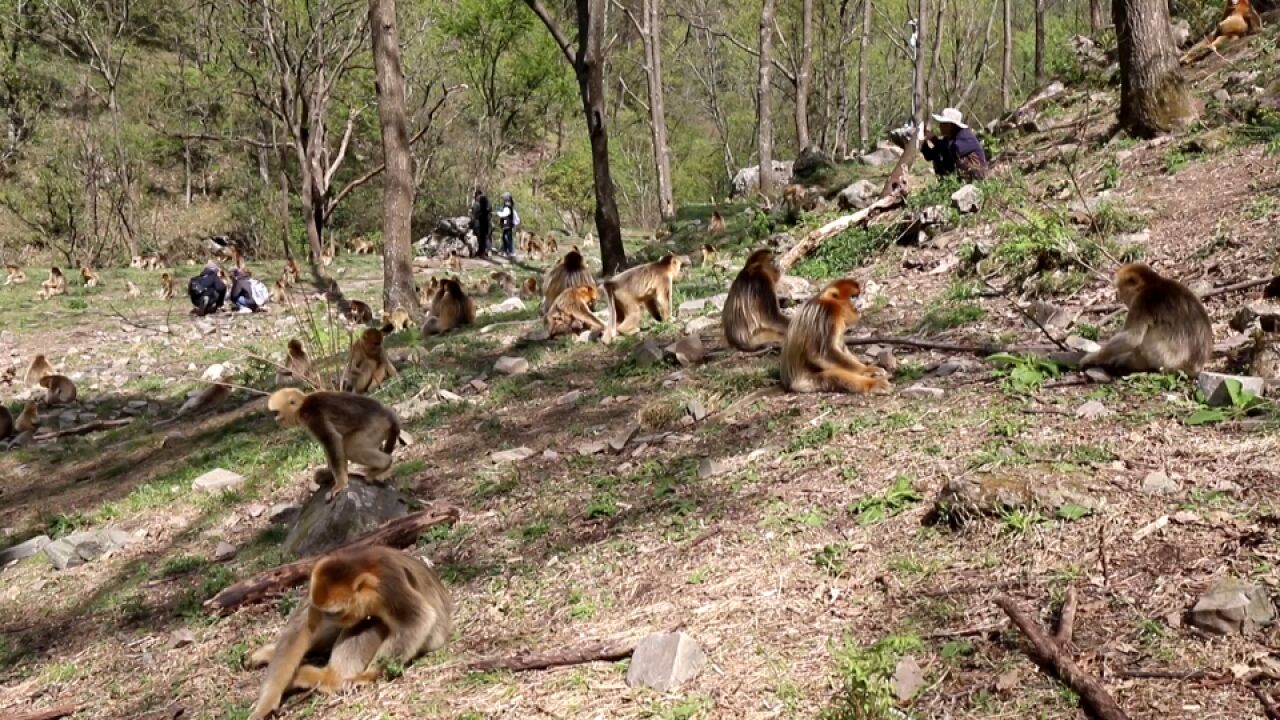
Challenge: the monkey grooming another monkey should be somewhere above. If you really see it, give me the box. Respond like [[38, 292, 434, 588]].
[[1081, 263, 1213, 376], [781, 278, 891, 394], [601, 255, 683, 340], [723, 249, 791, 351], [422, 278, 475, 336], [40, 375, 77, 405], [25, 354, 53, 387], [343, 329, 398, 394], [545, 286, 607, 337], [541, 248, 596, 314], [267, 388, 400, 501], [245, 545, 453, 720]]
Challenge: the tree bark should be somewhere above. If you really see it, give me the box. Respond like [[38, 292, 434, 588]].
[[1001, 0, 1013, 109], [757, 0, 778, 196], [1034, 0, 1046, 85], [368, 0, 419, 314], [832, 0, 855, 158], [858, 0, 872, 150], [913, 0, 929, 126], [1089, 0, 1105, 33], [640, 0, 675, 220], [1113, 0, 1195, 136], [795, 0, 814, 150]]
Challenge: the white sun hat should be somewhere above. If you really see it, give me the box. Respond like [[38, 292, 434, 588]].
[[931, 107, 968, 129]]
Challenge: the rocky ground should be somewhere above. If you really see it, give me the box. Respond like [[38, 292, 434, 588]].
[[2, 31, 1280, 720]]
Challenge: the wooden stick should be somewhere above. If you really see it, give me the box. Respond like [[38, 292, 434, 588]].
[[33, 418, 133, 441], [1250, 684, 1280, 720], [466, 633, 646, 673], [843, 334, 1058, 356], [204, 505, 460, 612], [8, 705, 79, 720], [777, 195, 902, 269], [1055, 586, 1077, 645], [1116, 668, 1213, 681], [995, 595, 1131, 720]]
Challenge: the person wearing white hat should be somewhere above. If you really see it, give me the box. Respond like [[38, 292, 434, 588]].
[[921, 107, 989, 180]]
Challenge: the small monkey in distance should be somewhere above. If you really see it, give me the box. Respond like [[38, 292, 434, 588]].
[[343, 329, 398, 394], [1081, 263, 1213, 376], [25, 354, 52, 386], [80, 266, 100, 288], [4, 264, 25, 285], [267, 388, 401, 500], [38, 267, 66, 300], [126, 281, 141, 298], [160, 273, 176, 299], [276, 339, 312, 386]]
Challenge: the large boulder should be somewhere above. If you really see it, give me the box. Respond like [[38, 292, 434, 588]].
[[42, 528, 137, 570], [838, 179, 880, 210], [791, 145, 833, 182], [860, 141, 903, 167], [730, 161, 796, 197], [1188, 577, 1275, 635], [283, 475, 411, 557]]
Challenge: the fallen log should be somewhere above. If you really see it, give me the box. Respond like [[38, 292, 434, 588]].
[[466, 633, 646, 673], [777, 195, 902, 270], [204, 504, 461, 613], [9, 705, 79, 720], [996, 595, 1131, 720], [33, 418, 133, 442]]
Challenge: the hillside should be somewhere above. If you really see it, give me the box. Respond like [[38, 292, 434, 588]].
[[2, 19, 1280, 720]]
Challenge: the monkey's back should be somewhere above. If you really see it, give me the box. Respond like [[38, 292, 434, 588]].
[[780, 300, 830, 390], [1140, 283, 1213, 375]]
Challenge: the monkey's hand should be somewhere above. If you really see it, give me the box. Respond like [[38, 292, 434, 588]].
[[869, 377, 893, 394]]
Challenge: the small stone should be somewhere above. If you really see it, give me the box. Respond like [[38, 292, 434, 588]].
[[1085, 367, 1113, 384], [201, 363, 228, 381], [0, 535, 50, 565], [171, 629, 196, 649], [667, 335, 705, 367], [541, 449, 560, 461], [838, 179, 880, 210], [245, 504, 267, 518], [685, 316, 719, 334], [901, 384, 944, 400], [485, 296, 525, 315], [678, 297, 710, 314], [556, 390, 582, 407], [698, 458, 725, 479], [1213, 89, 1231, 104], [1075, 400, 1112, 420], [491, 447, 535, 464], [213, 542, 238, 562], [1141, 471, 1180, 496], [192, 468, 245, 494], [609, 423, 639, 453], [493, 356, 529, 376], [1172, 510, 1200, 524], [625, 631, 706, 691], [892, 655, 926, 702], [438, 389, 463, 402], [950, 184, 983, 214], [469, 379, 489, 392], [1197, 372, 1266, 407], [632, 339, 665, 368], [875, 349, 897, 373], [1066, 335, 1102, 353], [687, 399, 707, 423], [995, 668, 1021, 693], [577, 441, 607, 456], [1188, 577, 1275, 635]]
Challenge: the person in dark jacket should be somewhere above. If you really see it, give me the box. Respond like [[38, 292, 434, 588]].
[[920, 107, 989, 180], [495, 192, 519, 256], [228, 268, 260, 313], [471, 189, 492, 258], [188, 262, 227, 317]]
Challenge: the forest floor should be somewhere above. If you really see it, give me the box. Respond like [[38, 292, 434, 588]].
[[3, 34, 1280, 720]]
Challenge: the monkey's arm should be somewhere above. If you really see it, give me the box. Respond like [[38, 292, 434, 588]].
[[569, 305, 606, 331], [1081, 325, 1147, 368], [374, 599, 439, 665], [249, 606, 323, 720]]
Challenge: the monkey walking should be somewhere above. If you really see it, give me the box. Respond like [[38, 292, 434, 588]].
[[267, 389, 401, 501], [601, 255, 683, 341]]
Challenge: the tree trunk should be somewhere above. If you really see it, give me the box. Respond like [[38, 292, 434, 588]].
[[1002, 0, 1013, 109], [832, 0, 854, 158], [578, 0, 627, 274], [913, 0, 928, 127], [368, 0, 419, 314], [795, 0, 813, 150], [1113, 0, 1195, 136], [858, 0, 872, 150], [641, 0, 675, 220], [1089, 0, 1104, 33], [1034, 0, 1046, 85], [757, 0, 777, 196]]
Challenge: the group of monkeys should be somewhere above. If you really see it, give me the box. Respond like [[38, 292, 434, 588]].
[[0, 355, 78, 445]]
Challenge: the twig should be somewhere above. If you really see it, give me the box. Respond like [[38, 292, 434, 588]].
[[8, 705, 79, 720], [924, 623, 1005, 639], [33, 418, 132, 441], [1250, 683, 1280, 720], [980, 277, 1070, 351], [1055, 586, 1077, 645], [995, 595, 1132, 720], [1116, 668, 1214, 681], [1098, 524, 1110, 589], [843, 334, 1058, 356], [464, 629, 674, 673]]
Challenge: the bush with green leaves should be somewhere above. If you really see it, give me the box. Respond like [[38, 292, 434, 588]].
[[988, 353, 1064, 394], [820, 633, 924, 720], [849, 475, 923, 525], [1187, 378, 1271, 426]]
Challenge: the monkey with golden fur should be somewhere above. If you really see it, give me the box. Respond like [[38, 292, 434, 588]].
[[701, 244, 718, 267], [491, 270, 517, 294], [4, 264, 26, 285], [541, 248, 596, 315], [521, 277, 539, 299], [602, 255, 683, 339], [350, 237, 374, 255], [245, 545, 453, 720], [381, 308, 415, 333], [723, 249, 791, 352], [345, 300, 374, 325], [38, 267, 66, 300], [25, 354, 52, 387], [15, 401, 38, 435], [267, 388, 401, 501], [80, 266, 100, 288], [282, 258, 300, 287], [276, 339, 313, 386], [159, 273, 176, 299], [40, 375, 77, 405], [1184, 0, 1262, 62], [1081, 263, 1213, 376], [781, 278, 891, 394], [709, 210, 726, 234], [344, 329, 398, 394], [422, 278, 475, 336], [546, 286, 607, 337]]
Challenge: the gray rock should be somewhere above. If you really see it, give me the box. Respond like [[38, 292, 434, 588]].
[[609, 423, 639, 453], [625, 631, 706, 691], [213, 541, 238, 562], [491, 446, 535, 464], [632, 339, 666, 368], [1065, 335, 1102, 353], [437, 388, 464, 402], [687, 399, 708, 423], [1188, 577, 1275, 635], [951, 184, 983, 214], [731, 161, 795, 196], [246, 503, 267, 518], [470, 379, 489, 392], [893, 656, 926, 702], [934, 473, 1096, 524], [1141, 471, 1180, 496], [837, 179, 881, 210], [171, 628, 196, 649], [875, 349, 898, 373], [577, 441, 607, 456], [860, 142, 903, 167], [685, 316, 719, 334], [1229, 302, 1280, 333], [1085, 367, 1113, 384], [556, 390, 582, 406], [1075, 400, 1112, 420], [901, 384, 944, 400], [1197, 372, 1266, 407], [667, 335, 705, 367], [269, 503, 302, 524], [493, 356, 530, 376], [523, 327, 552, 343], [1213, 89, 1231, 104], [42, 528, 136, 570], [192, 468, 245, 495], [283, 478, 410, 558], [541, 449, 560, 461], [698, 458, 725, 479], [0, 535, 50, 566], [775, 276, 814, 304], [483, 296, 525, 315], [679, 297, 711, 314]]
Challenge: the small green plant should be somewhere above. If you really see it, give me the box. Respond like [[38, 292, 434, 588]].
[[820, 633, 923, 720], [787, 420, 842, 452], [160, 555, 209, 578], [1089, 201, 1147, 236], [1187, 378, 1267, 426], [848, 475, 922, 525], [1074, 323, 1100, 340], [1000, 508, 1045, 534], [378, 656, 407, 680], [585, 493, 619, 519], [988, 353, 1063, 394], [1056, 503, 1093, 521], [1163, 148, 1188, 173], [44, 511, 90, 538], [814, 543, 850, 577], [1100, 159, 1120, 190]]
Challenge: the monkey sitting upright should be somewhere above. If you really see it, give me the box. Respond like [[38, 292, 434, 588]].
[[38, 267, 66, 300], [345, 300, 374, 325], [422, 278, 475, 336], [541, 248, 596, 314], [723, 249, 790, 351], [267, 388, 401, 500], [601, 255, 683, 340], [24, 354, 52, 387], [1081, 263, 1213, 376], [80, 266, 100, 288], [276, 339, 313, 387], [545, 286, 606, 338], [245, 545, 453, 720], [4, 264, 26, 285], [781, 278, 891, 394], [343, 329, 398, 394]]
